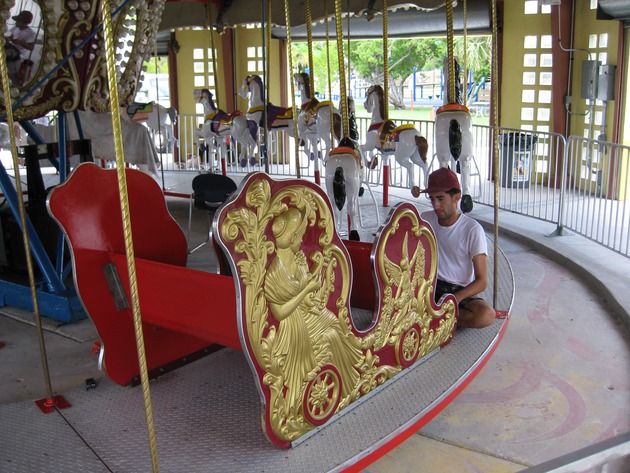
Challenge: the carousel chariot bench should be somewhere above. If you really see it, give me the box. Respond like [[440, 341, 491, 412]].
[[47, 163, 459, 448]]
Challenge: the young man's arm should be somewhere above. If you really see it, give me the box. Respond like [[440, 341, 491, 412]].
[[452, 253, 488, 304]]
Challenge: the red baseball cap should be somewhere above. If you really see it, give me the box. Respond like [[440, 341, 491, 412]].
[[421, 167, 461, 194], [13, 11, 33, 24]]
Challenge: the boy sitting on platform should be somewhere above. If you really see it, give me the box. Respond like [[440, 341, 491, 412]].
[[421, 167, 496, 328]]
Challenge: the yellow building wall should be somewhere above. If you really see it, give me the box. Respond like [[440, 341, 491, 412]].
[[232, 27, 285, 111], [569, 3, 619, 142], [501, 1, 552, 130], [174, 27, 286, 117], [174, 29, 225, 116]]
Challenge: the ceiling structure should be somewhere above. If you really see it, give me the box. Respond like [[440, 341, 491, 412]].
[[160, 1, 455, 31], [157, 1, 491, 54]]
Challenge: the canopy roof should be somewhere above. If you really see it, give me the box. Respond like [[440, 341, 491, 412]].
[[160, 0, 459, 31]]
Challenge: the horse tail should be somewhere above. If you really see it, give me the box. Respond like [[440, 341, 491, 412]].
[[416, 135, 429, 163], [332, 166, 346, 211], [333, 113, 342, 142], [448, 118, 462, 161], [167, 107, 178, 125]]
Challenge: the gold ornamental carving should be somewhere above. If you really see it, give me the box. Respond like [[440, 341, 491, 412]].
[[217, 173, 456, 448]]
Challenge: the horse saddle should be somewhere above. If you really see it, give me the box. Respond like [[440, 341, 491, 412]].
[[313, 100, 333, 113], [265, 103, 293, 129], [126, 102, 154, 121], [207, 110, 242, 135], [379, 122, 417, 154], [300, 99, 318, 128]]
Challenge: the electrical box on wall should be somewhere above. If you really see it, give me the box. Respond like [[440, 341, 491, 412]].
[[597, 65, 616, 101], [581, 60, 600, 100]]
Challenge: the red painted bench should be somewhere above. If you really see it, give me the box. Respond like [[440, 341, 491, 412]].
[[48, 164, 456, 448], [47, 164, 239, 386]]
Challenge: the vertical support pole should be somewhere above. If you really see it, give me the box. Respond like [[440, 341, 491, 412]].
[[383, 161, 390, 207]]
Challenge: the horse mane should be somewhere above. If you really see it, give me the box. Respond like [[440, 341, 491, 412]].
[[348, 97, 359, 142], [298, 72, 311, 99], [250, 75, 263, 90], [373, 85, 385, 120], [202, 88, 216, 110]]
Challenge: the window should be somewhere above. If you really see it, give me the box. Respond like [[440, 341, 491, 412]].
[[192, 46, 217, 115]]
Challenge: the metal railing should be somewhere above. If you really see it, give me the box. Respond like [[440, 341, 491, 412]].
[[24, 112, 629, 257]]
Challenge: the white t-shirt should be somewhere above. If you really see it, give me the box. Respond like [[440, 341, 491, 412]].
[[421, 210, 487, 287], [9, 26, 36, 60]]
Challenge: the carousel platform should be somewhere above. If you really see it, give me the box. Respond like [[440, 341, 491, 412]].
[[0, 170, 628, 472]]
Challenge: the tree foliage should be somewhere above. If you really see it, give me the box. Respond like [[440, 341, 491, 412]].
[[348, 37, 447, 108], [290, 35, 491, 109], [291, 41, 340, 97]]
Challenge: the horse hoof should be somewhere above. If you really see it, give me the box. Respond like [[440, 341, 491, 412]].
[[461, 195, 473, 213], [240, 158, 248, 168], [358, 186, 365, 197], [349, 230, 360, 241], [249, 157, 258, 166], [411, 186, 421, 198]]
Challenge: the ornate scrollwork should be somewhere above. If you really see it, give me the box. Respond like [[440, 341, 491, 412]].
[[217, 174, 456, 448], [1, 0, 165, 120]]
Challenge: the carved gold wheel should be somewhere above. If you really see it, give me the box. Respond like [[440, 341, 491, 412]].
[[303, 365, 342, 426], [396, 326, 421, 368]]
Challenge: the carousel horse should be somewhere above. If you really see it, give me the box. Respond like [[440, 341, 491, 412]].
[[122, 101, 178, 153], [294, 72, 341, 163], [0, 122, 28, 150], [324, 138, 379, 241], [194, 88, 259, 167], [434, 103, 475, 213], [38, 111, 161, 178], [362, 84, 429, 198], [238, 75, 295, 160]]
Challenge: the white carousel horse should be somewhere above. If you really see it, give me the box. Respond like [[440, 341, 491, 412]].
[[28, 112, 161, 178], [362, 84, 429, 198], [194, 88, 259, 168], [121, 101, 178, 153], [434, 103, 475, 213], [294, 72, 341, 164], [238, 75, 295, 162], [0, 122, 28, 150], [324, 140, 380, 241]]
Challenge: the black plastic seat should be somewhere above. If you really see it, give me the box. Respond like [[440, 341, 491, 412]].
[[187, 173, 237, 253]]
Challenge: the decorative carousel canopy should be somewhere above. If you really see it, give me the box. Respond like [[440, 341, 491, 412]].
[[159, 0, 456, 31], [1, 0, 165, 121]]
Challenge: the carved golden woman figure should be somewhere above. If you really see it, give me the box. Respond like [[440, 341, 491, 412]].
[[264, 208, 361, 411]]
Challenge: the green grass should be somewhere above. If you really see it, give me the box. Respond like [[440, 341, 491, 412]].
[[355, 105, 490, 126]]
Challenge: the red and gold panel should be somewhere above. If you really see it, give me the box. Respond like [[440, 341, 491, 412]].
[[215, 173, 456, 448], [1, 0, 165, 120]]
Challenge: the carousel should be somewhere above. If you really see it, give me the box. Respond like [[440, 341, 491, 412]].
[[0, 0, 513, 471]]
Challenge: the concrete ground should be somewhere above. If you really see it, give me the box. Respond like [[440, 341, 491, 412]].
[[0, 170, 628, 472]]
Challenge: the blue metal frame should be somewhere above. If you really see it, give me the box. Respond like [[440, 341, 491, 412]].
[[0, 0, 135, 322]]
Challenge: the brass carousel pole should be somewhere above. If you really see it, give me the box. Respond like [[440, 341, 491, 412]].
[[100, 2, 160, 471], [491, 0, 500, 307], [0, 7, 62, 415], [284, 0, 301, 178]]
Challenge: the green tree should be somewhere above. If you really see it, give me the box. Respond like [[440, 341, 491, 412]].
[[143, 55, 169, 74], [291, 41, 339, 98], [348, 37, 447, 109], [454, 35, 492, 84], [291, 35, 491, 110]]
